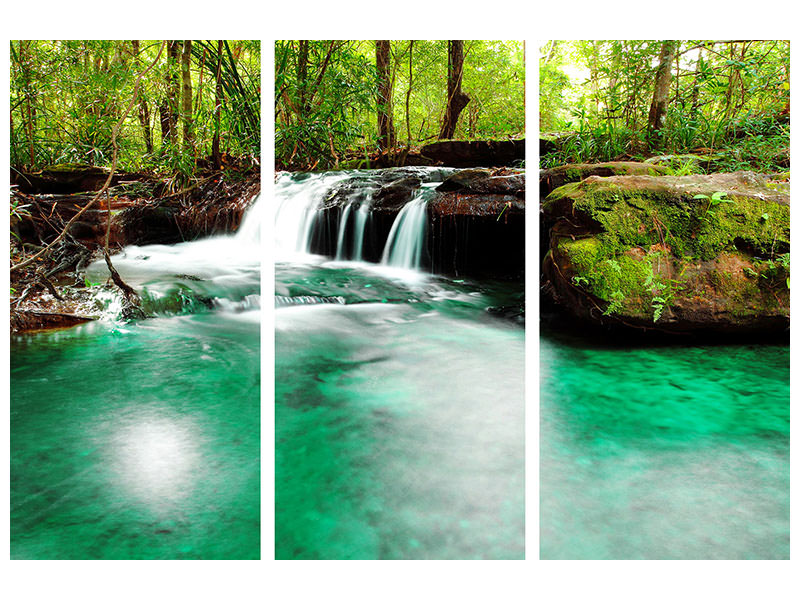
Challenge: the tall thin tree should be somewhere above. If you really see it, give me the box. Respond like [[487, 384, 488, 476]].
[[131, 40, 154, 154], [181, 40, 194, 153], [647, 40, 677, 148], [376, 40, 395, 150], [212, 40, 224, 170], [439, 40, 470, 140]]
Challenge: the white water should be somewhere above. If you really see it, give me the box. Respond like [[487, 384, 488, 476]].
[[333, 187, 377, 261], [334, 203, 353, 260], [275, 171, 439, 273], [352, 202, 371, 261], [381, 185, 435, 270], [86, 195, 262, 311], [274, 172, 348, 260]]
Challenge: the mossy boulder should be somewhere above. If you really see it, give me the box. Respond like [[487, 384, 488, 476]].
[[542, 171, 789, 335], [539, 161, 668, 197]]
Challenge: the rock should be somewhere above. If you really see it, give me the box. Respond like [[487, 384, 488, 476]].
[[12, 163, 124, 194], [372, 176, 424, 211], [539, 162, 668, 198], [427, 190, 524, 278], [542, 171, 789, 335], [437, 167, 525, 195], [11, 310, 96, 334], [420, 139, 524, 168], [644, 154, 705, 166]]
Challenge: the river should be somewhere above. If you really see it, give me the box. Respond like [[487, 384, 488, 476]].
[[274, 169, 525, 559]]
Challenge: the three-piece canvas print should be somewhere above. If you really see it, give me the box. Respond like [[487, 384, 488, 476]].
[[8, 39, 789, 561]]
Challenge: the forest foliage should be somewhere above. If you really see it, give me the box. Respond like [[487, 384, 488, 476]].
[[275, 40, 525, 170], [540, 40, 790, 172], [10, 40, 261, 177]]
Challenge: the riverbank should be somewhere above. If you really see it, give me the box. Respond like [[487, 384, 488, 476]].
[[10, 165, 259, 333]]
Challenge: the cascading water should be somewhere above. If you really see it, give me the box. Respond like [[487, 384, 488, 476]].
[[275, 172, 348, 258], [334, 188, 375, 261], [380, 185, 435, 270], [274, 168, 524, 559], [351, 196, 373, 261], [11, 195, 262, 559], [86, 196, 262, 315]]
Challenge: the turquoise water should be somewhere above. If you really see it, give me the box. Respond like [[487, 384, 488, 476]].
[[276, 260, 525, 559], [11, 314, 260, 559], [540, 326, 789, 559], [11, 201, 261, 560]]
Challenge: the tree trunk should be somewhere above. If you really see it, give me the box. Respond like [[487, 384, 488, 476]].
[[297, 40, 309, 118], [181, 40, 194, 153], [212, 40, 223, 170], [19, 41, 37, 169], [647, 40, 677, 148], [406, 40, 414, 144], [131, 40, 153, 154], [439, 40, 470, 140], [159, 40, 180, 147], [376, 40, 395, 150]]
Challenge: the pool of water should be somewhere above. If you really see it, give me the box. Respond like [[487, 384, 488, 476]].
[[275, 259, 525, 559], [540, 321, 789, 559], [11, 199, 261, 560], [11, 313, 260, 559]]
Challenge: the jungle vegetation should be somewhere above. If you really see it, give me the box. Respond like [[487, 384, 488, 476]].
[[540, 40, 790, 172], [275, 40, 525, 170], [10, 40, 261, 180]]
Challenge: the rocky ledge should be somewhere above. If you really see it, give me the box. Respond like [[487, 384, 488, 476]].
[[308, 167, 525, 278], [541, 170, 789, 336]]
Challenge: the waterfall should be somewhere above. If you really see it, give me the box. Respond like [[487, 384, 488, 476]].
[[274, 172, 347, 256], [381, 185, 435, 270], [334, 203, 353, 260], [86, 194, 262, 315], [274, 168, 451, 272], [352, 202, 371, 261]]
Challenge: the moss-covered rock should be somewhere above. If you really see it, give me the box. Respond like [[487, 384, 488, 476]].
[[542, 171, 789, 335], [539, 161, 668, 197]]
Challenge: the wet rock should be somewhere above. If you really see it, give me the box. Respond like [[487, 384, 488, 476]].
[[427, 169, 525, 278], [542, 171, 789, 335], [372, 176, 423, 211], [11, 310, 96, 334], [437, 167, 525, 195]]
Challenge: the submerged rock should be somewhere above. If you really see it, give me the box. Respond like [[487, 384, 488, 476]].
[[542, 171, 789, 335]]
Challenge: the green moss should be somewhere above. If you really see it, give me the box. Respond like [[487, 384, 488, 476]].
[[558, 237, 600, 272], [558, 180, 789, 262], [558, 236, 671, 318]]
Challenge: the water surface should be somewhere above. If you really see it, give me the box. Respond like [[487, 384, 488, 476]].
[[540, 323, 789, 559], [11, 198, 261, 559]]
